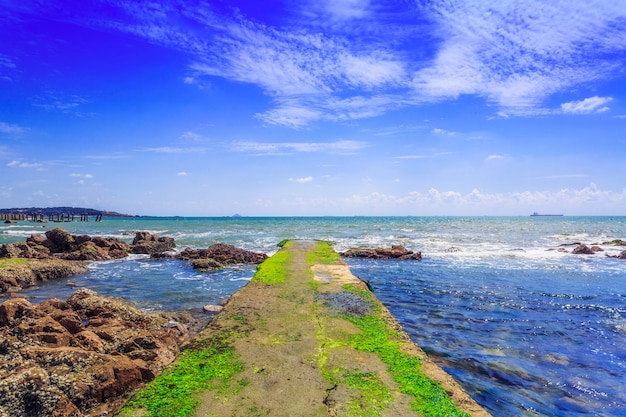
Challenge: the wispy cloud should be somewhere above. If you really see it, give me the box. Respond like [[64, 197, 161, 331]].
[[432, 128, 456, 136], [7, 160, 43, 170], [177, 171, 190, 176], [142, 146, 208, 154], [0, 121, 26, 135], [412, 0, 626, 114], [232, 139, 367, 155], [486, 154, 506, 161], [395, 152, 451, 160], [540, 174, 588, 179], [69, 173, 94, 178], [561, 96, 613, 114], [13, 0, 626, 126], [289, 176, 313, 183], [32, 92, 91, 116]]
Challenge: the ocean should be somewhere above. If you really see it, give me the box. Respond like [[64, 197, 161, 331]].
[[1, 216, 625, 416]]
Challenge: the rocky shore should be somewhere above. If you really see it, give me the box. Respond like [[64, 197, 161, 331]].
[[0, 228, 268, 294], [0, 228, 270, 416], [0, 288, 191, 416]]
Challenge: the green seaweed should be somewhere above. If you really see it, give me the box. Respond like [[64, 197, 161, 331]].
[[251, 249, 291, 285], [343, 370, 393, 416], [117, 335, 244, 417], [307, 240, 340, 266], [0, 258, 31, 268], [341, 285, 471, 417]]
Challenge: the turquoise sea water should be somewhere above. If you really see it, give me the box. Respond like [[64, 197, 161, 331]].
[[1, 216, 626, 416]]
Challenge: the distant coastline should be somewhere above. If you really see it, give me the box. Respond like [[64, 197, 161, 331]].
[[0, 206, 137, 217]]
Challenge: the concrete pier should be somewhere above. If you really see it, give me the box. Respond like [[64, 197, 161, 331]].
[[120, 240, 490, 417]]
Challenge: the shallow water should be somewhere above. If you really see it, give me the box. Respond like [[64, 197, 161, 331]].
[[2, 216, 625, 416]]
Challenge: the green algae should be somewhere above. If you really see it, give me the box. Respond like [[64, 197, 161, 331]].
[[341, 284, 471, 417], [343, 370, 393, 416], [307, 240, 340, 266], [251, 249, 291, 285], [0, 258, 31, 268], [117, 334, 245, 417]]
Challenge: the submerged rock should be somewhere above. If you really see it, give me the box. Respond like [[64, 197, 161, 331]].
[[606, 250, 626, 260], [0, 289, 190, 416]]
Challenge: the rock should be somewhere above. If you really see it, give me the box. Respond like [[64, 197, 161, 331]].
[[444, 247, 462, 253], [131, 232, 176, 255], [45, 228, 78, 253], [340, 245, 422, 261], [164, 243, 268, 270], [203, 304, 224, 313], [0, 259, 88, 294], [572, 244, 595, 255], [603, 239, 626, 246], [606, 250, 626, 260], [190, 258, 224, 271], [590, 246, 604, 252], [0, 289, 191, 416]]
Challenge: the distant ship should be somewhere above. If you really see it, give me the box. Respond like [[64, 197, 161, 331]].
[[530, 212, 563, 216]]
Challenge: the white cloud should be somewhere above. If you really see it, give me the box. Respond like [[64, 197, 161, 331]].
[[412, 0, 626, 113], [177, 171, 189, 176], [561, 96, 613, 114], [0, 121, 25, 135], [319, 0, 371, 21], [39, 0, 626, 126], [232, 139, 367, 155], [7, 160, 43, 169], [142, 146, 207, 154], [432, 128, 456, 136], [289, 176, 313, 183], [32, 93, 89, 113], [330, 184, 626, 215], [69, 173, 94, 179], [486, 154, 505, 161]]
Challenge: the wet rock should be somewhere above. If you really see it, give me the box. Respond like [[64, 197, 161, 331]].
[[131, 232, 176, 255], [0, 228, 180, 292], [0, 260, 88, 294], [161, 243, 268, 271], [603, 239, 626, 246], [606, 250, 626, 259], [340, 245, 422, 261], [572, 244, 595, 255], [0, 289, 191, 416], [45, 228, 78, 253]]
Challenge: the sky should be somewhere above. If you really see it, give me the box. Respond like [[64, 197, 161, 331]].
[[1, 0, 626, 216]]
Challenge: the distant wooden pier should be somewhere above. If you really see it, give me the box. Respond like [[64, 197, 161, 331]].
[[1, 213, 102, 223]]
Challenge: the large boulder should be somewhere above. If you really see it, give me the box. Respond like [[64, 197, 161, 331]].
[[340, 245, 423, 261], [165, 243, 268, 271], [572, 244, 595, 255], [44, 228, 78, 253], [131, 232, 176, 255], [0, 289, 190, 416]]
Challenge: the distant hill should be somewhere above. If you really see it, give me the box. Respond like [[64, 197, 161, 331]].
[[0, 207, 136, 217]]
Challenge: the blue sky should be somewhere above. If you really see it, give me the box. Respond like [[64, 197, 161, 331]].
[[1, 0, 626, 216]]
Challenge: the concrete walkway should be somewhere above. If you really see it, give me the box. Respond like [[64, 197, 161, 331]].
[[122, 240, 490, 417]]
